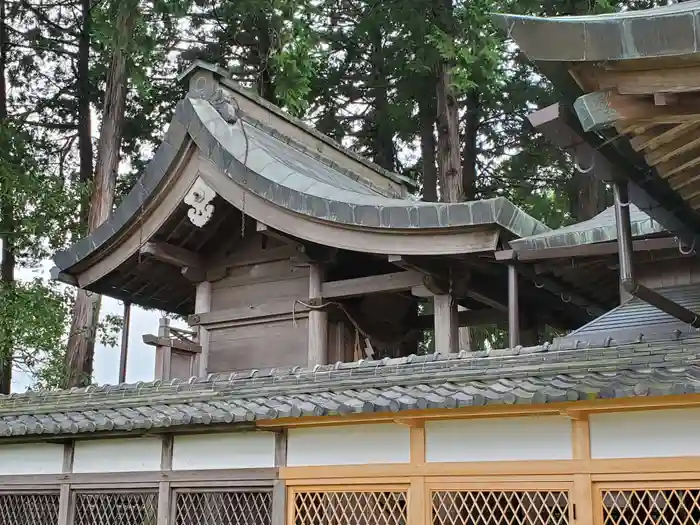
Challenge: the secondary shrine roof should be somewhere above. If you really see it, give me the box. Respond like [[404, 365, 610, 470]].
[[494, 1, 700, 63], [1, 335, 699, 438], [510, 204, 666, 253]]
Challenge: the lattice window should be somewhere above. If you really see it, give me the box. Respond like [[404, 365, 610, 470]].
[[602, 489, 700, 525], [174, 490, 272, 525], [432, 490, 570, 525], [73, 491, 158, 525], [293, 490, 408, 525], [0, 492, 60, 525]]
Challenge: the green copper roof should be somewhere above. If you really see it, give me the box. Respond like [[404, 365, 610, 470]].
[[510, 204, 666, 252]]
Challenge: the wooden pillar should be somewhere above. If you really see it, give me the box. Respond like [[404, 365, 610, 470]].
[[434, 294, 458, 354], [158, 435, 173, 525], [572, 416, 594, 525], [154, 318, 171, 380], [272, 431, 287, 525], [118, 302, 131, 384], [457, 305, 471, 351], [58, 441, 74, 525], [195, 281, 211, 377], [308, 263, 328, 366], [508, 264, 520, 348]]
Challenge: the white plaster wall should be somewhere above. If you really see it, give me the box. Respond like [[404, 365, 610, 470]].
[[0, 443, 64, 475], [172, 432, 276, 470], [590, 408, 700, 459], [426, 416, 573, 462], [73, 438, 162, 473], [287, 423, 410, 466]]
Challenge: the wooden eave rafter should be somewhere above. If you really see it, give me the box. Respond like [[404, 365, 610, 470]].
[[566, 60, 700, 217], [529, 102, 700, 247]]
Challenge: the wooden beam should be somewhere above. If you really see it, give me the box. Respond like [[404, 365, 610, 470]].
[[465, 289, 508, 313], [593, 65, 700, 96], [140, 241, 203, 268], [189, 298, 309, 326], [321, 271, 423, 299], [527, 103, 616, 181], [142, 334, 202, 353], [654, 93, 679, 107]]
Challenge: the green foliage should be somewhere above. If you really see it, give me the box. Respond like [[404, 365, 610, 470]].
[[3, 280, 72, 390]]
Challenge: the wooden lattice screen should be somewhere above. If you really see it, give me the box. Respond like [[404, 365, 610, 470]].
[[293, 489, 408, 525], [174, 490, 272, 525], [73, 491, 158, 525], [431, 490, 570, 525], [0, 493, 60, 525], [602, 489, 700, 525]]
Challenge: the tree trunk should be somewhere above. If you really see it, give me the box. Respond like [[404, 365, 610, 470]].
[[78, 0, 93, 229], [435, 0, 462, 203], [369, 26, 395, 171], [256, 15, 276, 104], [569, 172, 607, 221], [64, 0, 138, 388], [0, 0, 13, 394], [419, 86, 437, 202], [462, 88, 479, 201], [436, 64, 463, 202]]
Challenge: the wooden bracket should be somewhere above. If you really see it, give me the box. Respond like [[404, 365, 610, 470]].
[[140, 241, 203, 269], [423, 275, 448, 295]]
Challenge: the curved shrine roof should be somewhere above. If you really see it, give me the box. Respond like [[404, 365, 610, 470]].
[[52, 63, 549, 280], [494, 1, 700, 63]]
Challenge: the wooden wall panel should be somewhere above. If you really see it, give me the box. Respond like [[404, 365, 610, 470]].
[[211, 258, 309, 311], [637, 257, 700, 289], [208, 318, 309, 372], [207, 254, 310, 373]]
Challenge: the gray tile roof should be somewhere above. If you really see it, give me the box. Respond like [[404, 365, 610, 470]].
[[509, 204, 666, 252], [3, 337, 700, 438]]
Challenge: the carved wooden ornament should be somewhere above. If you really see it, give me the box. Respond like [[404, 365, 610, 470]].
[[185, 177, 216, 227]]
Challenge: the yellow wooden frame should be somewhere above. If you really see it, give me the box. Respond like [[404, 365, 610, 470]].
[[592, 479, 700, 525], [281, 410, 700, 525]]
